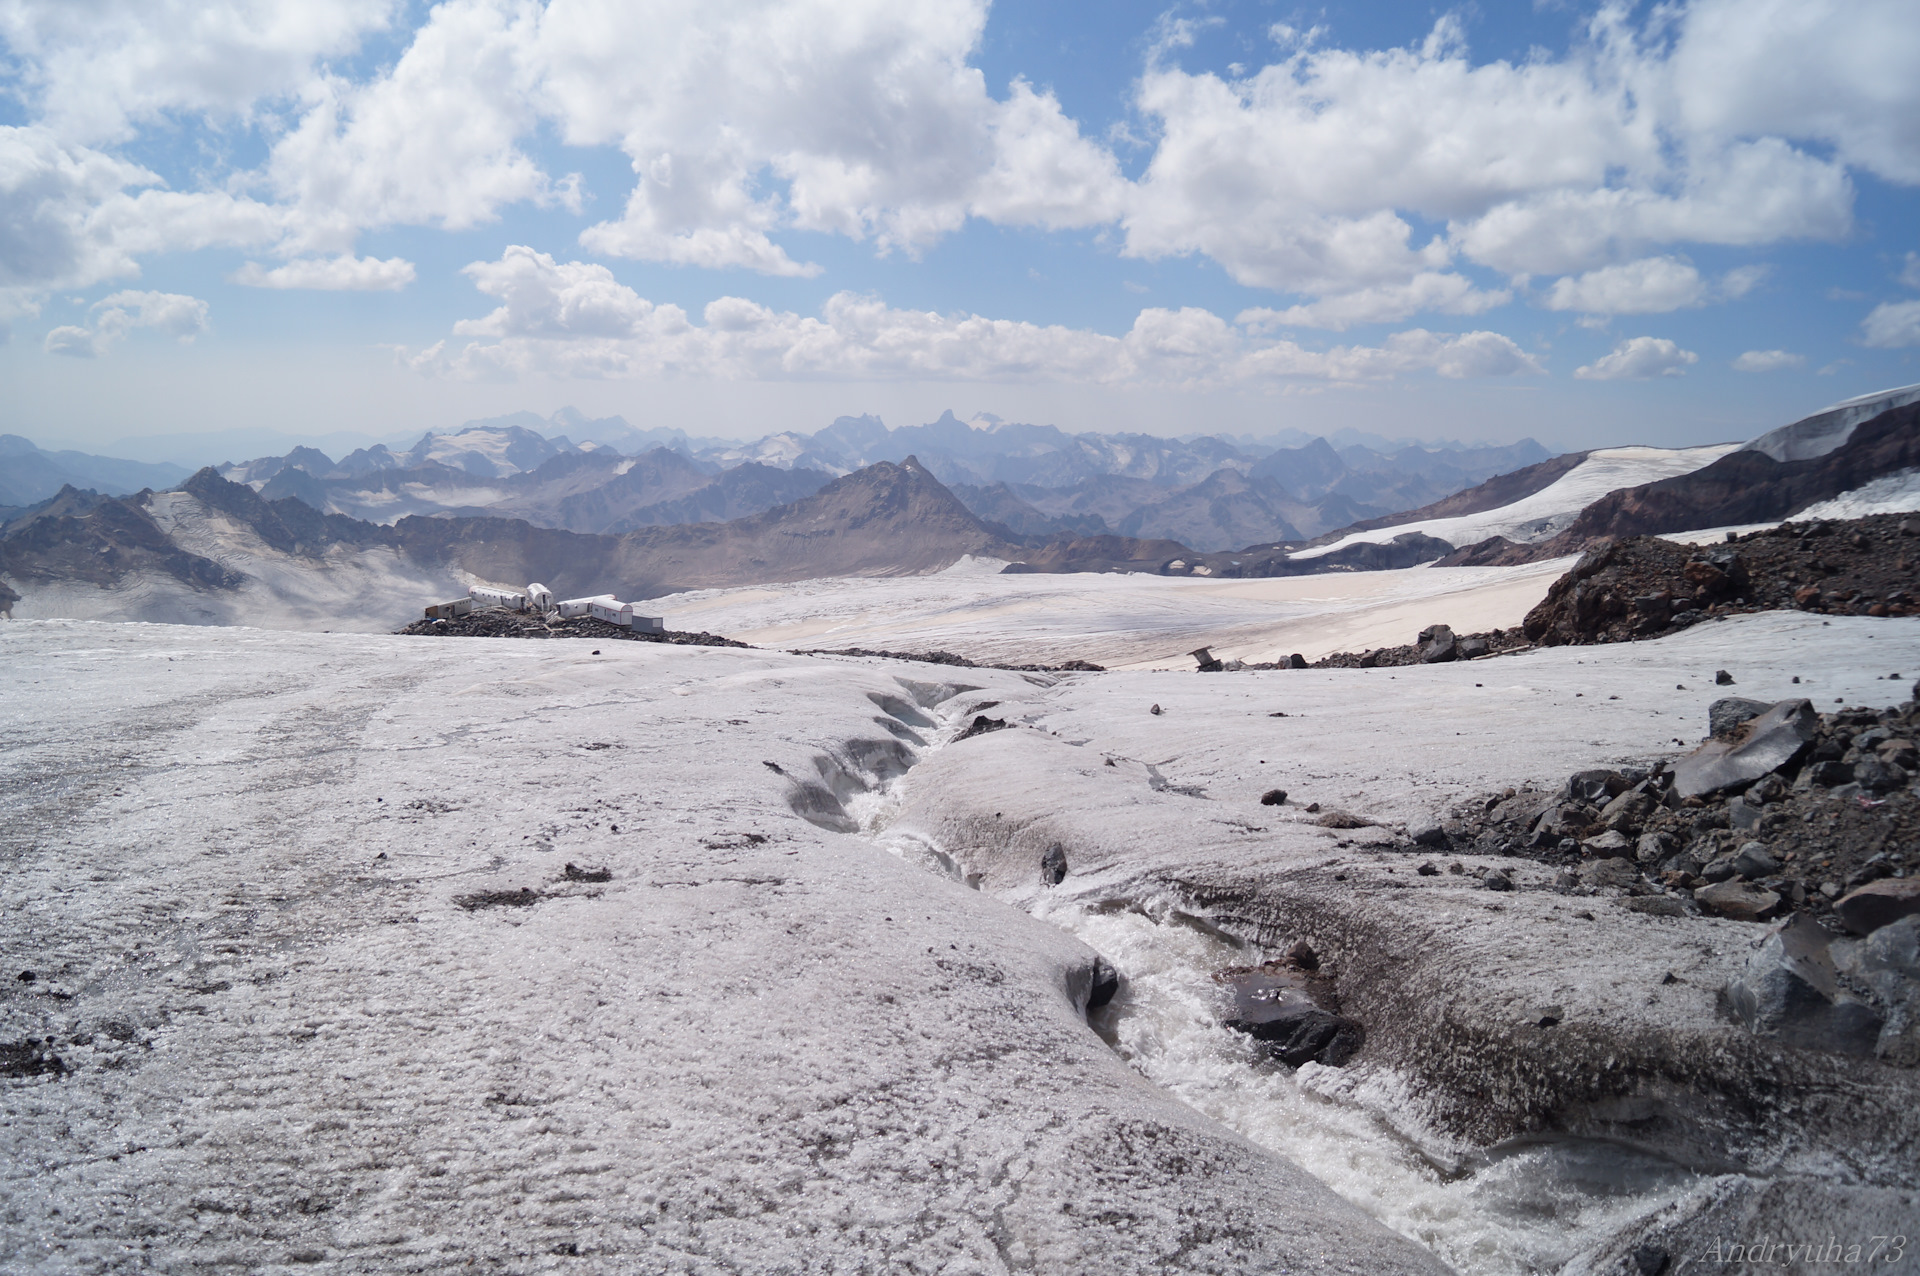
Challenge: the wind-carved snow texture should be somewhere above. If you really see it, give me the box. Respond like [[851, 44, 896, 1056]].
[[0, 622, 1445, 1275]]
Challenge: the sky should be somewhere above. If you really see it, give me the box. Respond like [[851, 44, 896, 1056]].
[[3, 0, 1919, 464]]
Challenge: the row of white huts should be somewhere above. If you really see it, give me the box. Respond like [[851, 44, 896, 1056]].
[[425, 583, 665, 633]]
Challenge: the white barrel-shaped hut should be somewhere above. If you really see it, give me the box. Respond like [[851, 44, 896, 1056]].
[[526, 582, 554, 612], [469, 585, 529, 611], [588, 600, 634, 627], [557, 594, 618, 619]]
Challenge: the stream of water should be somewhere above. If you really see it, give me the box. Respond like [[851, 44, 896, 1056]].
[[845, 697, 1727, 1275]]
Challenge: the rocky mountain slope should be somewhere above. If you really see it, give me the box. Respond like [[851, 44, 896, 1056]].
[[0, 458, 1032, 626]]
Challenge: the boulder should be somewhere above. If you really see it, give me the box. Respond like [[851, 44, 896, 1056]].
[[1566, 769, 1629, 804], [1725, 914, 1884, 1056], [1581, 857, 1640, 889], [1730, 842, 1780, 879], [1597, 789, 1655, 835], [1582, 830, 1632, 856], [1635, 831, 1674, 864], [1259, 789, 1288, 807], [1810, 759, 1855, 787], [1701, 853, 1739, 884], [1219, 968, 1365, 1067], [1483, 870, 1513, 892], [1287, 653, 1308, 669], [1457, 636, 1490, 660], [1709, 697, 1773, 739], [1725, 796, 1764, 832], [1715, 669, 1735, 686], [1852, 755, 1903, 792], [1696, 880, 1783, 922], [1417, 624, 1457, 664], [1672, 699, 1819, 799], [1833, 916, 1920, 1066], [1834, 879, 1920, 936], [1409, 822, 1448, 848]]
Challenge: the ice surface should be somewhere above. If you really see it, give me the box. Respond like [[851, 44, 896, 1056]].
[[1290, 445, 1738, 560], [871, 611, 1920, 1266], [1741, 382, 1920, 463], [1793, 467, 1920, 521], [0, 621, 1444, 1274], [664, 554, 1573, 670]]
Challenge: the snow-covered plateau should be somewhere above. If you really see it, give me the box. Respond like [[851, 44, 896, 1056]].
[[5, 610, 1917, 1272]]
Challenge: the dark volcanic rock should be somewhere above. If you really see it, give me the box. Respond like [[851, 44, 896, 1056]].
[[1259, 789, 1288, 806], [1671, 699, 1818, 799], [1725, 915, 1884, 1056], [1218, 967, 1364, 1067], [1835, 880, 1920, 936], [1519, 512, 1920, 647], [1040, 842, 1069, 887], [1695, 880, 1784, 923], [1417, 624, 1457, 664], [957, 715, 1011, 741], [1709, 698, 1772, 739]]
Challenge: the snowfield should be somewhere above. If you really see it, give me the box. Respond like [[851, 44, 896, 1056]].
[[0, 622, 1441, 1275], [1290, 444, 1739, 560], [663, 553, 1575, 670], [6, 611, 1917, 1272]]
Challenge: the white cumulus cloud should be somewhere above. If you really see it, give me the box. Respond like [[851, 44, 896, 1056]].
[[1573, 336, 1699, 380], [413, 246, 1545, 387], [231, 255, 416, 290], [1731, 349, 1805, 372], [1237, 272, 1510, 332], [1544, 257, 1706, 315], [1860, 300, 1920, 349], [44, 288, 210, 357]]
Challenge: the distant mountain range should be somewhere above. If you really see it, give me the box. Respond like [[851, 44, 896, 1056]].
[[193, 411, 1552, 553], [11, 391, 1913, 630], [0, 435, 191, 508]]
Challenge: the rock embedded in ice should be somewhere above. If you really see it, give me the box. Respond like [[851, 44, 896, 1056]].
[[1259, 789, 1288, 807], [1218, 968, 1366, 1068], [1041, 842, 1069, 886], [1715, 669, 1736, 686]]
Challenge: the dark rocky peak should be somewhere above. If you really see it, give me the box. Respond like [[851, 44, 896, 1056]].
[[3, 484, 115, 533], [282, 446, 335, 475], [329, 444, 400, 479], [1250, 437, 1348, 496]]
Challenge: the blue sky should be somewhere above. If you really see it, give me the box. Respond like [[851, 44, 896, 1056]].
[[2, 0, 1918, 463]]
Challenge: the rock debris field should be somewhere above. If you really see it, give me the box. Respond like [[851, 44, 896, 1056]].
[[3, 607, 1918, 1273]]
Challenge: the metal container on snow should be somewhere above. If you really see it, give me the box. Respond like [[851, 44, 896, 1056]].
[[526, 583, 554, 612], [424, 598, 474, 620]]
